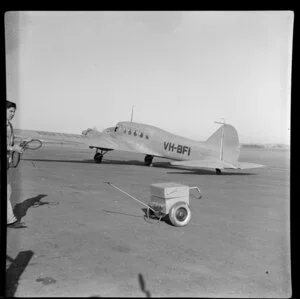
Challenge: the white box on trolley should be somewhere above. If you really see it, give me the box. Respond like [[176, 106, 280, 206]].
[[149, 182, 190, 215]]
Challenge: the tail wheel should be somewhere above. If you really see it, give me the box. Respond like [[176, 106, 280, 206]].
[[169, 202, 191, 227], [144, 155, 153, 166], [94, 153, 103, 163]]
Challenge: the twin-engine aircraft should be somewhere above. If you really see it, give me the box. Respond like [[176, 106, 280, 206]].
[[15, 121, 264, 174]]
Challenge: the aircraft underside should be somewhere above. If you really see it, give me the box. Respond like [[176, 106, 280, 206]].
[[91, 146, 154, 166], [90, 146, 223, 174]]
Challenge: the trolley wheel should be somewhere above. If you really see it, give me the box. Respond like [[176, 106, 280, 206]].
[[169, 202, 191, 227]]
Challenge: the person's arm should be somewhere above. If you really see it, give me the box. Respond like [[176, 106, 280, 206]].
[[7, 122, 14, 151], [7, 124, 23, 153]]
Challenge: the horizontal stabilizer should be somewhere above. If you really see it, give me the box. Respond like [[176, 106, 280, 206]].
[[237, 162, 265, 169], [170, 159, 238, 170], [171, 159, 265, 170]]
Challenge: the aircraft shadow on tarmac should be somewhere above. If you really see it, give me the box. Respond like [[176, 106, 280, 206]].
[[13, 194, 50, 221], [6, 251, 34, 297], [166, 170, 256, 176], [155, 162, 256, 175], [22, 158, 144, 166], [21, 158, 255, 175]]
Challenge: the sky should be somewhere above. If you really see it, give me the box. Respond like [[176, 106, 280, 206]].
[[5, 11, 293, 144]]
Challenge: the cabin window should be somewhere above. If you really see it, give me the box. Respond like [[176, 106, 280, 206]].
[[128, 130, 132, 135], [123, 128, 127, 133], [140, 132, 143, 138], [146, 135, 149, 139], [133, 131, 137, 136]]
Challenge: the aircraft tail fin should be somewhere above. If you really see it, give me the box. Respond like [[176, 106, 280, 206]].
[[205, 123, 240, 167]]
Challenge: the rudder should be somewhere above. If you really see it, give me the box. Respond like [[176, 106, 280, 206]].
[[206, 124, 240, 166]]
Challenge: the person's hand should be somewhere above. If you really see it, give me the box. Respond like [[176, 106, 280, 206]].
[[13, 144, 24, 154], [19, 138, 33, 149]]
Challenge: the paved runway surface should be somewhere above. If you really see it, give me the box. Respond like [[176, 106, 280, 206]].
[[6, 144, 291, 297]]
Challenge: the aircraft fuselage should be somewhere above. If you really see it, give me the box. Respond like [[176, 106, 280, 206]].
[[111, 121, 217, 162]]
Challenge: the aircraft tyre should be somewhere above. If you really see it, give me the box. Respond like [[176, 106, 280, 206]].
[[169, 202, 191, 227], [94, 153, 103, 163], [144, 155, 153, 166]]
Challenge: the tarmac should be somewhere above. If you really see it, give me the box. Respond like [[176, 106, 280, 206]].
[[6, 144, 291, 297]]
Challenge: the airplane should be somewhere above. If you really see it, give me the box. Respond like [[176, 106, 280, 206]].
[[14, 120, 264, 174]]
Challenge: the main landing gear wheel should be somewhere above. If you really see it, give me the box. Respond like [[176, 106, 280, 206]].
[[94, 153, 103, 163], [90, 147, 111, 164], [216, 168, 222, 175], [169, 202, 191, 227], [144, 155, 153, 166]]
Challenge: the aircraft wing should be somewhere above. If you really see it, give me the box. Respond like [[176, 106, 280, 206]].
[[14, 129, 90, 146], [14, 128, 159, 155], [170, 159, 265, 170], [14, 128, 121, 149]]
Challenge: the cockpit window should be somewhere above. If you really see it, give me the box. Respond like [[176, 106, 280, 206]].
[[140, 132, 143, 138], [123, 128, 127, 133], [114, 126, 118, 132], [146, 135, 149, 139]]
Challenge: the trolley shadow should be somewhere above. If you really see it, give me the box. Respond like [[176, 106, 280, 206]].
[[102, 209, 144, 219]]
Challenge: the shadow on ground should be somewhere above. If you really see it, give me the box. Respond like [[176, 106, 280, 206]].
[[102, 209, 170, 227], [21, 158, 256, 175], [22, 158, 154, 167], [141, 208, 171, 226], [167, 170, 256, 176], [102, 209, 144, 219], [87, 273, 151, 297], [13, 194, 49, 221], [6, 251, 34, 297], [138, 273, 152, 297]]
